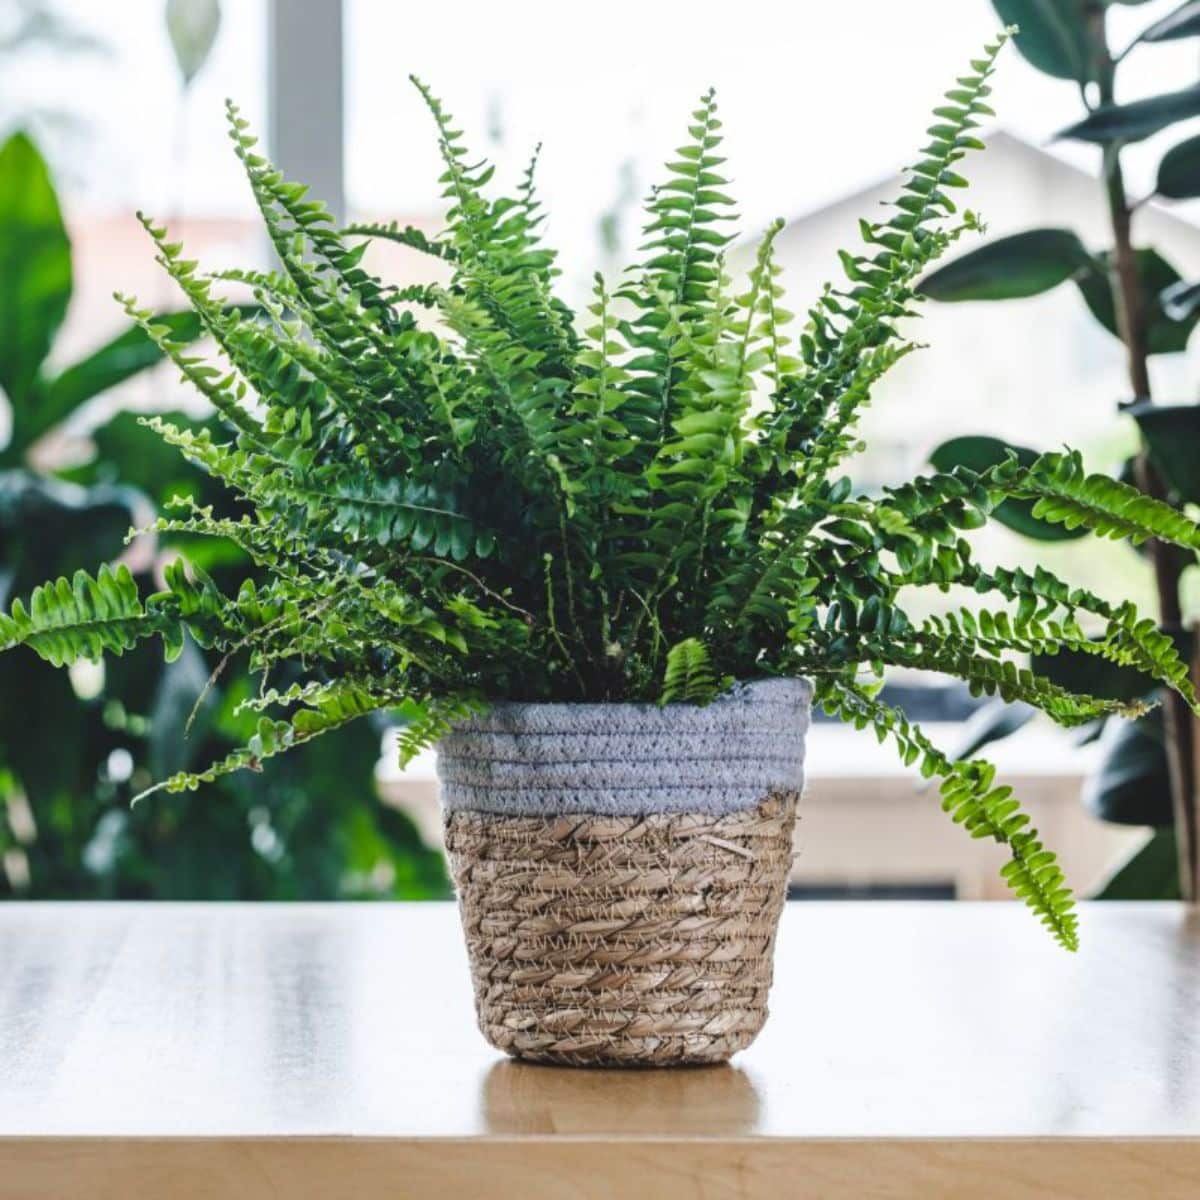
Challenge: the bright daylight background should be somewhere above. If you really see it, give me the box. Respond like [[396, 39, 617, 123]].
[[4, 0, 1200, 900]]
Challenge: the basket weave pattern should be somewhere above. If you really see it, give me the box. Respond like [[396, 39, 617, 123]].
[[444, 792, 798, 1066]]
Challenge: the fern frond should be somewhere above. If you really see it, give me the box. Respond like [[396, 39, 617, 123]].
[[739, 217, 797, 396], [116, 288, 277, 453], [0, 565, 178, 666], [660, 637, 724, 705], [130, 503, 294, 571], [289, 468, 496, 562], [760, 29, 1011, 486], [568, 273, 637, 507], [409, 75, 499, 262], [996, 450, 1200, 549], [135, 680, 397, 802], [615, 88, 738, 465], [341, 220, 457, 261], [434, 286, 574, 506], [820, 677, 1079, 950], [234, 678, 335, 716], [817, 622, 1151, 726], [226, 100, 398, 326], [972, 565, 1200, 711], [394, 694, 486, 767]]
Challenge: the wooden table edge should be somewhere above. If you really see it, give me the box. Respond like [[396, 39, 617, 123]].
[[3, 1135, 1199, 1199]]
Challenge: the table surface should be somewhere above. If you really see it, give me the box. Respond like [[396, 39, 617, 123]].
[[3, 901, 1200, 1197]]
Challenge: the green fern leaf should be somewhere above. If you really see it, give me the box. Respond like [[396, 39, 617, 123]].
[[0, 565, 180, 667], [661, 637, 724, 705], [820, 678, 1079, 951]]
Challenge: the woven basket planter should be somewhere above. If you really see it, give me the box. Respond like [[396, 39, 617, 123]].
[[438, 678, 812, 1067]]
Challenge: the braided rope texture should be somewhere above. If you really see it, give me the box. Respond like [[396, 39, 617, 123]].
[[438, 678, 813, 817], [444, 792, 798, 1067]]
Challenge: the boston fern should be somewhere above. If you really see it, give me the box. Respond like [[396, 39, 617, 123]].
[[4, 29, 1200, 949]]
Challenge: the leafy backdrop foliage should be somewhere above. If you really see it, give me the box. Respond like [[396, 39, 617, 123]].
[[922, 0, 1200, 900], [0, 130, 443, 900], [6, 31, 1200, 946]]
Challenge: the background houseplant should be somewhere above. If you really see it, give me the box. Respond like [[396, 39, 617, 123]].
[[918, 0, 1200, 900], [0, 127, 443, 900], [2, 28, 1200, 1009]]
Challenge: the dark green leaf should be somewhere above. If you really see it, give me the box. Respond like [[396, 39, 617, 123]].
[[1055, 84, 1200, 144], [991, 0, 1094, 82], [0, 651, 100, 844], [1155, 133, 1200, 199], [149, 638, 217, 780], [0, 131, 71, 443], [950, 697, 1036, 760], [1094, 828, 1180, 899], [1128, 400, 1200, 504], [43, 311, 204, 421], [917, 229, 1093, 301], [1075, 249, 1197, 354], [0, 471, 144, 603], [77, 409, 208, 505], [1031, 643, 1159, 703], [1138, 0, 1200, 44], [32, 303, 258, 467], [1081, 706, 1173, 825], [930, 436, 1088, 540]]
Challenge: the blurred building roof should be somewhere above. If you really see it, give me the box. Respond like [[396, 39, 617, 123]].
[[760, 128, 1200, 277]]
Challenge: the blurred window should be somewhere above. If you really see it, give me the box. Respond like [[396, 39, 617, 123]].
[[1, 0, 267, 370]]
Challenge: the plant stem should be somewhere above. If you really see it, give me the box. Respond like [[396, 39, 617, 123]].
[[1092, 6, 1200, 899]]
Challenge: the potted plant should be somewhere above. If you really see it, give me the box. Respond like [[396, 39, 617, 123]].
[[5, 29, 1200, 1066]]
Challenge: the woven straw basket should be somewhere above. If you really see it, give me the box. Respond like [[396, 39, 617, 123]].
[[439, 678, 812, 1067]]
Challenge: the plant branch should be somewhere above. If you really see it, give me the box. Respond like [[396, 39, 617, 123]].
[[1091, 4, 1200, 900]]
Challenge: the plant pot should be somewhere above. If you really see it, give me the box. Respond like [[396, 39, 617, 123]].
[[438, 678, 812, 1067]]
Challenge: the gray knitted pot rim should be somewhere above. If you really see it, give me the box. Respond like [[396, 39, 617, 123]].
[[437, 677, 812, 817]]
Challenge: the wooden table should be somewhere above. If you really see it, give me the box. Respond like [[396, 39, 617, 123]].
[[1, 902, 1198, 1198]]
